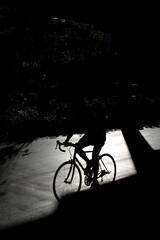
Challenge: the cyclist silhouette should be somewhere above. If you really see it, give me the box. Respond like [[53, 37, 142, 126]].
[[63, 98, 107, 188]]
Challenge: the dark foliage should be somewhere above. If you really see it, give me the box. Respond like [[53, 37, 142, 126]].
[[0, 4, 159, 142]]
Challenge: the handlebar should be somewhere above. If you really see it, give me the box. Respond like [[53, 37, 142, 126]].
[[55, 140, 76, 152]]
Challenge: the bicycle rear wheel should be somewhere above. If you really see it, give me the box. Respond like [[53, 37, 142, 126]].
[[98, 154, 116, 183], [53, 161, 82, 201]]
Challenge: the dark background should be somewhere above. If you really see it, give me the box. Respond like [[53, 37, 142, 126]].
[[0, 1, 159, 142]]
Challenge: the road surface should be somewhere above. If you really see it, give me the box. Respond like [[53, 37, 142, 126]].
[[0, 127, 159, 230]]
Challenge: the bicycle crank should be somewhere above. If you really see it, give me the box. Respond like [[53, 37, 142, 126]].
[[84, 171, 92, 186]]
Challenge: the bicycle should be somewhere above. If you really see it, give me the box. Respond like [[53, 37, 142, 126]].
[[53, 140, 116, 201]]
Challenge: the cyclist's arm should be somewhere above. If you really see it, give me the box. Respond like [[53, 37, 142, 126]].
[[63, 133, 73, 144]]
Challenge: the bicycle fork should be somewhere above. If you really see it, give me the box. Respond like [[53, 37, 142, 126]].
[[64, 161, 76, 184]]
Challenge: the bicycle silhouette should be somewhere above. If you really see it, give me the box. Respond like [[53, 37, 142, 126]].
[[53, 140, 116, 201]]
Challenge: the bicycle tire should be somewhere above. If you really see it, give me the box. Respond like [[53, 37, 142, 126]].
[[98, 154, 116, 183], [53, 161, 82, 201]]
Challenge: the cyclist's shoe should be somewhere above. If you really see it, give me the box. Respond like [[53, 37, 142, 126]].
[[84, 161, 92, 175]]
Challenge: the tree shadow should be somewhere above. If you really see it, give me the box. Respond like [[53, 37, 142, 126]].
[[0, 141, 32, 188], [0, 141, 32, 165], [121, 127, 160, 182]]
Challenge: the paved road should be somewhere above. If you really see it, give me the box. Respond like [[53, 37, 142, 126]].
[[0, 127, 159, 230]]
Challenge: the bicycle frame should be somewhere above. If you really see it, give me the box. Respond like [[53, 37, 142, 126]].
[[70, 148, 93, 172], [65, 144, 110, 177], [56, 140, 114, 182], [64, 147, 94, 185], [63, 146, 85, 184], [68, 147, 87, 172]]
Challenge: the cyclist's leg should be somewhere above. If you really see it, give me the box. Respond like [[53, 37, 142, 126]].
[[92, 144, 102, 182], [76, 134, 90, 163], [92, 137, 106, 183]]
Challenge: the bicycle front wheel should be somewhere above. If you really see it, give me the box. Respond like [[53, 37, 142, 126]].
[[98, 154, 116, 183], [53, 161, 82, 201]]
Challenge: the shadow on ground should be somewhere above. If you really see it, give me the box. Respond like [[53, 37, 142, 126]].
[[0, 142, 32, 186], [0, 142, 32, 165], [1, 174, 159, 238], [1, 128, 159, 238]]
